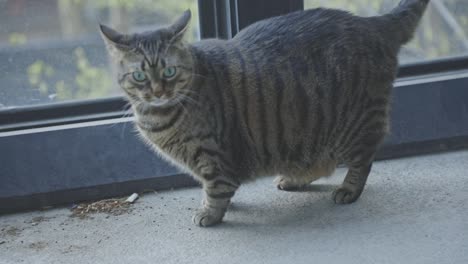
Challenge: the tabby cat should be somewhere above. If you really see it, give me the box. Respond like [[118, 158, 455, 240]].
[[100, 0, 429, 227]]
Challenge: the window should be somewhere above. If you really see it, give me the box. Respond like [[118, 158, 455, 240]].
[[304, 0, 468, 64], [0, 0, 199, 109]]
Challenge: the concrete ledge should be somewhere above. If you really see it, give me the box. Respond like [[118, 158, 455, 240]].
[[1, 150, 467, 264]]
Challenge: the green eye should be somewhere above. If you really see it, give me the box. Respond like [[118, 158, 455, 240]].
[[162, 66, 177, 79], [132, 71, 147, 82]]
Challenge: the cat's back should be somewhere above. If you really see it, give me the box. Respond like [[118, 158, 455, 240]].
[[226, 7, 398, 87], [231, 8, 376, 54]]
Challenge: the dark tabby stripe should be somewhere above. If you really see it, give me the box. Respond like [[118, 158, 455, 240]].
[[215, 47, 241, 155], [162, 132, 215, 150], [192, 146, 233, 169], [273, 64, 287, 160], [205, 56, 227, 148], [324, 57, 344, 146], [201, 172, 218, 181], [232, 48, 252, 140], [335, 57, 371, 148], [335, 102, 366, 150], [344, 132, 382, 163], [340, 108, 387, 153], [181, 133, 216, 145], [233, 47, 262, 163], [206, 191, 236, 199], [290, 56, 309, 127], [310, 57, 326, 153], [251, 51, 272, 165], [118, 73, 127, 85], [285, 57, 309, 162]]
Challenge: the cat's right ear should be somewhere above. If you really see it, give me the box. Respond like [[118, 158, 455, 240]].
[[99, 24, 132, 60]]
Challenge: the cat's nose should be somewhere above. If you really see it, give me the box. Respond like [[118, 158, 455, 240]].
[[154, 91, 163, 98]]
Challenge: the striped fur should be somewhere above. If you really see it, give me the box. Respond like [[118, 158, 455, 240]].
[[100, 0, 430, 227]]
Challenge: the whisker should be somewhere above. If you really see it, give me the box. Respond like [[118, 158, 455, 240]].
[[179, 96, 199, 108], [108, 102, 134, 129], [180, 88, 203, 98], [122, 104, 133, 117], [177, 91, 199, 101], [176, 92, 201, 107], [176, 98, 190, 114], [191, 73, 210, 80]]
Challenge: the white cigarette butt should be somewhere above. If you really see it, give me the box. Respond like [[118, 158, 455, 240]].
[[125, 193, 139, 203]]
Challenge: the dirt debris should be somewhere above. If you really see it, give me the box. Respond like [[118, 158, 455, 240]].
[[70, 198, 133, 219], [1, 226, 21, 237], [28, 241, 48, 250], [25, 216, 52, 226], [61, 244, 86, 254]]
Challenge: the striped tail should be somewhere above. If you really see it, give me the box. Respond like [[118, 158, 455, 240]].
[[383, 0, 430, 45]]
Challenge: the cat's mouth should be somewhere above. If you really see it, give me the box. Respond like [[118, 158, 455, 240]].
[[149, 98, 169, 107], [144, 96, 183, 109]]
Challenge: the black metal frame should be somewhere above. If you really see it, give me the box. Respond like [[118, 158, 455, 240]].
[[397, 55, 468, 78], [1, 0, 468, 213], [0, 97, 128, 132], [198, 0, 232, 39]]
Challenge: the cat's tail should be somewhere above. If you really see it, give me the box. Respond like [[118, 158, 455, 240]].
[[380, 0, 430, 45]]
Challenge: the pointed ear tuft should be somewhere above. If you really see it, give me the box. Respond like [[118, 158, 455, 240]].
[[169, 9, 192, 41], [99, 24, 132, 59]]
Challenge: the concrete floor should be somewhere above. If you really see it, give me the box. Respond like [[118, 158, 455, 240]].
[[1, 150, 467, 264]]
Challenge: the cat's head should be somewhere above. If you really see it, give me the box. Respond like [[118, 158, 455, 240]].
[[100, 10, 193, 108]]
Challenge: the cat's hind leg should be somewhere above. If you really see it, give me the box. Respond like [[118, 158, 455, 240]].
[[333, 162, 372, 204], [333, 131, 384, 204]]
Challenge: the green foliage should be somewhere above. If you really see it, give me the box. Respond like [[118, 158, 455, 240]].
[[73, 48, 113, 100], [26, 48, 112, 101], [27, 61, 55, 95], [24, 0, 199, 103], [59, 0, 199, 41], [8, 33, 28, 46], [25, 0, 201, 103]]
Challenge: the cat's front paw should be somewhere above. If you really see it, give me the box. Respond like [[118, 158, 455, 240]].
[[333, 185, 363, 204], [192, 207, 225, 227]]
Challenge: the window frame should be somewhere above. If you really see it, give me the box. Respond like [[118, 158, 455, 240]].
[[1, 0, 468, 213]]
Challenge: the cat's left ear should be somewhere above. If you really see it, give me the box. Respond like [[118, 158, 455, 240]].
[[168, 9, 192, 42]]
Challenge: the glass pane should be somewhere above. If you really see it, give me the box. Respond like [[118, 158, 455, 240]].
[[304, 0, 468, 64], [0, 0, 199, 109]]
